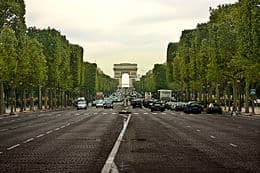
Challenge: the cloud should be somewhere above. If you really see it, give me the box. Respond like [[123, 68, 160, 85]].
[[24, 0, 238, 76]]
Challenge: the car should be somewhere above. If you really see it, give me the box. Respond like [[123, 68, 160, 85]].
[[206, 103, 222, 114], [77, 100, 87, 110], [184, 101, 202, 114], [96, 99, 104, 108], [150, 101, 165, 112], [104, 99, 113, 109], [175, 102, 185, 111], [131, 98, 142, 108]]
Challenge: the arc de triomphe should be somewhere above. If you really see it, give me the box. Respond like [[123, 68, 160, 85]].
[[113, 63, 137, 88]]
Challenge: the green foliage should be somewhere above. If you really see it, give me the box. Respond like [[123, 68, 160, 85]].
[[0, 27, 18, 81]]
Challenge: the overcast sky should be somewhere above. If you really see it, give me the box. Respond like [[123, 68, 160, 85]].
[[24, 0, 238, 77]]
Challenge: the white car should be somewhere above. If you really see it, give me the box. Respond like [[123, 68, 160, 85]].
[[96, 99, 104, 108], [77, 100, 87, 110]]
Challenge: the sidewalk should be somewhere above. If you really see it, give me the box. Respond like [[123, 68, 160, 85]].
[[222, 106, 260, 116], [1, 106, 72, 117]]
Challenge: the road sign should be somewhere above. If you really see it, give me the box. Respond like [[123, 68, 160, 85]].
[[250, 89, 256, 95]]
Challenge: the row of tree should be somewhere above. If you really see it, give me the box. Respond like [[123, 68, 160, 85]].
[[0, 0, 117, 115], [135, 0, 259, 113]]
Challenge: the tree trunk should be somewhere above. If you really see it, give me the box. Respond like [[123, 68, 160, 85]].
[[10, 86, 15, 115], [244, 80, 249, 113], [20, 87, 24, 112], [44, 88, 48, 110], [0, 80, 5, 115], [30, 86, 34, 111], [38, 85, 42, 110], [232, 79, 238, 110]]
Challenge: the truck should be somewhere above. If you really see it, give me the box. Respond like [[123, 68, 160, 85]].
[[96, 92, 104, 100], [158, 89, 172, 102]]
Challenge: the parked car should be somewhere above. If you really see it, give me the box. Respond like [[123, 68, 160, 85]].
[[175, 102, 185, 111], [206, 103, 222, 114], [96, 99, 104, 108], [184, 101, 202, 114], [131, 98, 143, 108], [77, 100, 87, 110], [104, 99, 113, 109], [150, 101, 165, 112]]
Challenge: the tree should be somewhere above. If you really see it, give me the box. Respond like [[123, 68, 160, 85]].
[[0, 27, 18, 114]]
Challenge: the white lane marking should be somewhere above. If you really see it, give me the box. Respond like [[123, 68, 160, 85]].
[[54, 128, 60, 131], [66, 123, 71, 126], [103, 113, 107, 115], [0, 129, 8, 132], [144, 113, 148, 114], [7, 144, 20, 150], [46, 130, 53, 134], [0, 151, 3, 154], [36, 134, 45, 138], [152, 113, 157, 115], [23, 138, 34, 143], [56, 114, 61, 117], [112, 113, 117, 115], [230, 143, 237, 147], [196, 129, 201, 132], [171, 113, 175, 115], [210, 135, 216, 139], [186, 126, 191, 128], [134, 113, 139, 115], [102, 114, 132, 173], [60, 125, 66, 129], [161, 113, 166, 115]]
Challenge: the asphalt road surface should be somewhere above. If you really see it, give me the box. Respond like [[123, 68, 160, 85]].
[[0, 107, 122, 173], [115, 108, 260, 173], [0, 106, 259, 173]]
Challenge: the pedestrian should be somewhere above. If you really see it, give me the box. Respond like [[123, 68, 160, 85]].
[[231, 105, 237, 116]]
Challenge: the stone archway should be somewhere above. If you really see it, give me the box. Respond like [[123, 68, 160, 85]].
[[113, 63, 137, 88]]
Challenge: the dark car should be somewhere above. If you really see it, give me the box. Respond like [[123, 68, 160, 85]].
[[104, 99, 113, 109], [206, 103, 222, 114], [131, 98, 142, 108], [184, 101, 202, 114], [150, 101, 165, 112]]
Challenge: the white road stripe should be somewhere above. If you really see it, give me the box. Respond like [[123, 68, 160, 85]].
[[134, 113, 139, 114], [66, 123, 71, 126], [196, 129, 201, 132], [36, 134, 45, 138], [54, 128, 60, 131], [101, 114, 131, 173], [60, 125, 66, 129], [144, 113, 148, 114], [103, 113, 107, 115], [230, 143, 237, 147], [0, 129, 8, 132], [46, 130, 53, 134], [186, 126, 191, 128], [7, 144, 20, 150], [112, 113, 117, 115], [152, 113, 157, 115], [0, 151, 3, 154], [161, 113, 166, 115], [23, 138, 34, 143], [210, 135, 216, 139]]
